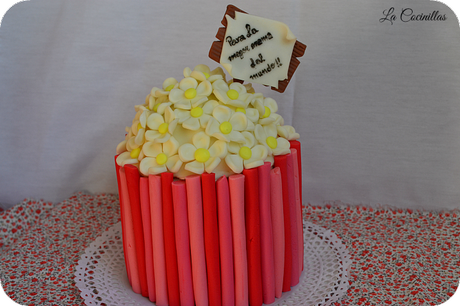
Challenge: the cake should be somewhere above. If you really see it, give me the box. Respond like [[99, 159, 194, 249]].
[[114, 64, 303, 306]]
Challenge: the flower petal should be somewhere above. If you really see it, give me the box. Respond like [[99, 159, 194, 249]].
[[116, 140, 127, 154], [183, 67, 192, 78], [205, 117, 221, 137], [179, 77, 198, 91], [163, 136, 180, 156], [228, 141, 241, 154], [264, 97, 278, 113], [212, 79, 229, 92], [134, 128, 145, 145], [272, 137, 291, 155], [147, 113, 164, 130], [254, 124, 266, 144], [116, 151, 131, 166], [228, 131, 246, 143], [169, 88, 185, 103], [202, 100, 219, 114], [241, 131, 255, 148], [185, 160, 205, 174], [229, 112, 248, 131], [264, 124, 278, 138], [182, 117, 201, 131], [205, 157, 222, 173], [178, 143, 196, 162], [245, 108, 259, 122], [156, 102, 173, 115], [196, 80, 212, 97], [166, 155, 183, 173], [208, 140, 227, 158], [174, 109, 190, 123], [225, 154, 244, 173], [143, 141, 163, 157], [192, 131, 210, 149], [243, 158, 264, 169], [139, 157, 158, 176], [164, 106, 175, 123], [145, 130, 161, 142], [213, 105, 232, 123]]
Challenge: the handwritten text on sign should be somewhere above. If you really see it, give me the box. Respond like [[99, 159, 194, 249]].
[[220, 12, 296, 88]]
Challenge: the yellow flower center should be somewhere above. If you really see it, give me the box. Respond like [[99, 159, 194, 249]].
[[137, 123, 143, 130], [156, 153, 168, 165], [195, 148, 210, 163], [153, 103, 160, 112], [184, 88, 197, 99], [190, 107, 203, 118], [203, 72, 210, 79], [158, 123, 169, 134], [219, 121, 232, 134], [239, 146, 252, 160], [227, 89, 239, 100], [130, 147, 141, 159], [236, 107, 246, 114], [266, 136, 278, 149], [262, 106, 271, 118], [165, 84, 175, 91]]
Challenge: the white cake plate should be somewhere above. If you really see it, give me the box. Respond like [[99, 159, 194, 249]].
[[75, 221, 351, 306]]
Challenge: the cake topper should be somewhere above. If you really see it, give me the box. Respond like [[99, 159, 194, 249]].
[[209, 5, 306, 93]]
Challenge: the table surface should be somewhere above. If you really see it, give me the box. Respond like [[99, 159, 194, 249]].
[[1, 192, 459, 306]]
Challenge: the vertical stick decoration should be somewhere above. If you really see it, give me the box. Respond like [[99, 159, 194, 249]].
[[149, 175, 169, 306], [202, 173, 222, 306], [161, 172, 181, 306], [140, 177, 156, 302], [216, 176, 235, 306], [125, 164, 149, 297]]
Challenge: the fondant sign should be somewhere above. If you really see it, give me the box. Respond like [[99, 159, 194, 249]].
[[210, 5, 306, 93]]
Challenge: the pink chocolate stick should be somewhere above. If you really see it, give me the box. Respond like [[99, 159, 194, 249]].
[[119, 167, 141, 294], [140, 177, 156, 302], [270, 167, 285, 298], [216, 176, 235, 306], [229, 174, 249, 306], [148, 175, 168, 306], [286, 154, 300, 286], [258, 162, 276, 304], [185, 175, 208, 306], [172, 181, 194, 306]]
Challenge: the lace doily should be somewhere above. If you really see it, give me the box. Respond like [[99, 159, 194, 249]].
[[74, 221, 351, 306]]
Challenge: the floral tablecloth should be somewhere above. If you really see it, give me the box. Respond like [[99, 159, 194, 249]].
[[1, 192, 459, 306]]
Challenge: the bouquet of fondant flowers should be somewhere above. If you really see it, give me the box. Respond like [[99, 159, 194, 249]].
[[116, 65, 299, 178]]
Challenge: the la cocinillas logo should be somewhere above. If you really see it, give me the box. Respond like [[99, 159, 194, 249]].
[[380, 7, 447, 24]]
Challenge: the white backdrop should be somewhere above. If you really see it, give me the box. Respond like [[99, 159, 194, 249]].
[[0, 0, 459, 210]]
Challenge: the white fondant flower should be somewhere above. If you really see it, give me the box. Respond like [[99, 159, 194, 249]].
[[183, 64, 225, 83], [205, 105, 247, 143], [174, 100, 219, 130], [277, 125, 300, 140], [251, 94, 280, 125], [254, 124, 291, 156], [139, 137, 182, 175], [116, 151, 139, 166], [225, 131, 268, 173], [212, 80, 251, 108], [178, 131, 227, 174], [169, 77, 212, 109], [151, 77, 179, 97], [145, 106, 178, 143]]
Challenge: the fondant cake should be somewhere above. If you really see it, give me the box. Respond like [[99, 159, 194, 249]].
[[114, 64, 303, 306]]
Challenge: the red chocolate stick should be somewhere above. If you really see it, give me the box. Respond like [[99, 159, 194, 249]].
[[119, 167, 140, 293], [201, 173, 222, 306], [114, 157, 130, 285], [140, 177, 156, 302], [273, 156, 292, 292], [161, 172, 181, 306], [286, 154, 300, 286], [289, 140, 302, 208], [243, 168, 263, 306], [125, 164, 149, 297]]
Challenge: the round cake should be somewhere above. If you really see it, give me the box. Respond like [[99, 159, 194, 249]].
[[115, 64, 303, 306]]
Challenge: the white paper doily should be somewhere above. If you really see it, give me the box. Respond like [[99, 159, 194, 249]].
[[75, 221, 351, 306]]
